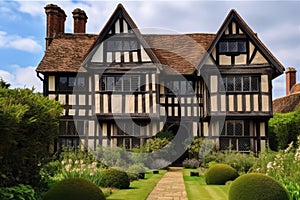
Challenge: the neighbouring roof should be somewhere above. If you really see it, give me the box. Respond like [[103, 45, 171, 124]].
[[273, 92, 300, 113], [36, 33, 216, 73]]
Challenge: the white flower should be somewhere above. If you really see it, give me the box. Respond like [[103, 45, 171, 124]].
[[267, 162, 273, 169], [80, 160, 84, 164], [65, 164, 71, 172], [75, 160, 79, 164], [61, 160, 66, 165], [68, 159, 73, 164]]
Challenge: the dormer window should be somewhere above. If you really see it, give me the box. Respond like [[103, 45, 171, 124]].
[[219, 41, 247, 54]]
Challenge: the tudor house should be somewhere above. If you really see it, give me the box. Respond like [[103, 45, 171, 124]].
[[36, 4, 284, 153]]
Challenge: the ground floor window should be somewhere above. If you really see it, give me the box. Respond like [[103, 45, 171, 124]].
[[220, 120, 252, 151]]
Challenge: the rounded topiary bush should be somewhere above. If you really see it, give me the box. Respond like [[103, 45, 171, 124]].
[[204, 163, 239, 185], [43, 178, 105, 200], [228, 173, 289, 200], [100, 168, 130, 189]]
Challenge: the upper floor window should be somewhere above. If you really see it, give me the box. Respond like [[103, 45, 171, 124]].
[[100, 75, 144, 92], [219, 41, 247, 54], [165, 80, 194, 95], [58, 76, 85, 91], [220, 76, 259, 92], [106, 39, 138, 52]]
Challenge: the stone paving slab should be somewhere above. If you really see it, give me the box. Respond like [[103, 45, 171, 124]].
[[146, 167, 188, 200]]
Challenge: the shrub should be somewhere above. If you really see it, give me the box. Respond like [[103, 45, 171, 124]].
[[182, 159, 200, 169], [148, 159, 171, 170], [99, 168, 130, 189], [43, 178, 105, 200], [228, 173, 289, 200], [127, 164, 147, 181], [0, 184, 36, 200], [204, 164, 239, 185]]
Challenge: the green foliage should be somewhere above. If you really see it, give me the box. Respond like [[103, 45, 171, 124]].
[[95, 145, 130, 168], [182, 159, 200, 169], [144, 137, 170, 152], [155, 131, 174, 141], [100, 168, 130, 189], [43, 178, 105, 200], [205, 151, 257, 173], [184, 137, 215, 159], [251, 137, 300, 200], [127, 164, 147, 181], [0, 184, 36, 200], [269, 108, 300, 150], [228, 173, 289, 200], [40, 147, 103, 187], [0, 78, 10, 89], [0, 87, 62, 187], [204, 164, 239, 185]]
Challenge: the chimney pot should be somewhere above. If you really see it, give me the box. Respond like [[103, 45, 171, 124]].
[[286, 67, 297, 95], [44, 4, 66, 48], [72, 8, 88, 33]]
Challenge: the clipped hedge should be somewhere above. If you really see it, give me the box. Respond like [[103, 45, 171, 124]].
[[204, 164, 239, 185], [100, 168, 130, 189], [43, 178, 105, 200], [229, 173, 289, 200]]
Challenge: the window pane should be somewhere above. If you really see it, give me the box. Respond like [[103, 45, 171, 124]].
[[235, 77, 242, 91], [77, 121, 84, 136], [68, 121, 77, 135], [123, 77, 131, 91], [76, 77, 85, 90], [59, 121, 67, 135], [227, 77, 234, 91], [68, 77, 75, 89], [187, 81, 194, 94], [100, 77, 106, 91], [231, 139, 237, 151], [244, 121, 250, 136], [123, 41, 130, 51], [251, 77, 259, 91], [115, 41, 122, 51], [227, 122, 234, 135], [115, 76, 122, 91], [220, 139, 229, 150], [59, 77, 68, 90], [229, 41, 238, 52], [131, 76, 139, 91], [130, 40, 137, 51], [173, 81, 179, 93], [107, 77, 114, 91], [243, 77, 250, 91], [180, 81, 187, 94], [235, 122, 243, 136], [238, 41, 247, 52], [219, 41, 228, 53], [238, 139, 250, 151], [107, 40, 115, 51]]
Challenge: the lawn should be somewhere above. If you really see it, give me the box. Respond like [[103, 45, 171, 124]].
[[107, 170, 166, 200], [183, 169, 229, 200]]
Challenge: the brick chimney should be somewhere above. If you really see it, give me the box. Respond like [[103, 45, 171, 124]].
[[72, 8, 88, 33], [44, 4, 66, 48], [286, 67, 297, 95]]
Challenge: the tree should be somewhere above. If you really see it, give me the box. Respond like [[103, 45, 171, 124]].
[[0, 87, 62, 187], [269, 109, 300, 150], [0, 78, 10, 89]]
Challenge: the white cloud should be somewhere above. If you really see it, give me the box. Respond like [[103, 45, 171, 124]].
[[0, 65, 42, 92], [0, 31, 42, 53]]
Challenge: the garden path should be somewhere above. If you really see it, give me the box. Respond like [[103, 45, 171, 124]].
[[146, 167, 188, 200]]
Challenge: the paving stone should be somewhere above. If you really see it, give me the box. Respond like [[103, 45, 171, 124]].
[[146, 167, 188, 200]]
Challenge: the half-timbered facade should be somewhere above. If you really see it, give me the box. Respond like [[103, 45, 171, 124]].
[[36, 4, 284, 153]]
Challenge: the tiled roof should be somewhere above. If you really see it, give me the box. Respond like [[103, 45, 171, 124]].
[[273, 92, 300, 113], [36, 33, 216, 74], [36, 33, 98, 73]]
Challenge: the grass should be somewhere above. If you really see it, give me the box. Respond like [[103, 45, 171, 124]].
[[183, 168, 229, 200], [106, 170, 166, 200]]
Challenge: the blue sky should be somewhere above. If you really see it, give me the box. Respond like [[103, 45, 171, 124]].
[[0, 1, 299, 99]]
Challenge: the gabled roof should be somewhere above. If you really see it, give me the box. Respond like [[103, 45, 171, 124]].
[[82, 3, 160, 67], [36, 33, 215, 73], [200, 9, 285, 78]]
